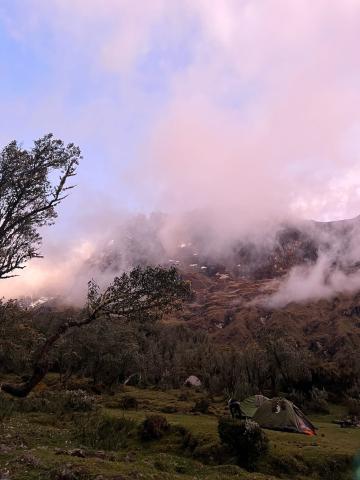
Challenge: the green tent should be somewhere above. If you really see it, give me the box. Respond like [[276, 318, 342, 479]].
[[253, 398, 316, 435], [240, 395, 269, 418]]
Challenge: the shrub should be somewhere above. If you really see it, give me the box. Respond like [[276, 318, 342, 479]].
[[50, 464, 91, 479], [288, 389, 306, 408], [192, 441, 226, 464], [139, 415, 169, 441], [192, 398, 210, 414], [306, 388, 329, 414], [218, 416, 269, 469], [178, 392, 190, 401], [267, 451, 309, 476], [174, 425, 224, 463], [161, 405, 178, 413], [289, 388, 330, 414], [61, 390, 96, 412], [0, 395, 14, 422], [152, 454, 192, 475], [75, 412, 136, 450], [15, 389, 96, 414], [173, 425, 199, 452], [119, 395, 138, 410], [346, 398, 360, 416], [346, 383, 360, 400], [225, 381, 254, 402], [18, 394, 51, 413]]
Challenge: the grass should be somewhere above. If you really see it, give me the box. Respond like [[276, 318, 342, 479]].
[[0, 383, 359, 480]]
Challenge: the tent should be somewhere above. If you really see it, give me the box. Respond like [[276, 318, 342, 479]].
[[240, 395, 269, 418], [253, 398, 316, 435], [184, 375, 201, 387]]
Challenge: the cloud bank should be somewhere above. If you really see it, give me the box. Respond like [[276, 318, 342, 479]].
[[1, 1, 360, 302]]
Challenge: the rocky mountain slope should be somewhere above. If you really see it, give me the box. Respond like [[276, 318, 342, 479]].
[[175, 269, 360, 353], [162, 216, 360, 365]]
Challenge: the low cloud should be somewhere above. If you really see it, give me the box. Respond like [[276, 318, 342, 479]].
[[266, 256, 360, 308], [1, 2, 360, 303], [265, 216, 360, 307]]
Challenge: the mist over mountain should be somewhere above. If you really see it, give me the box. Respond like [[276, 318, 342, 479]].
[[6, 212, 360, 308], [85, 213, 360, 301]]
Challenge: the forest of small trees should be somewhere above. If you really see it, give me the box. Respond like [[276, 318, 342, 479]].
[[1, 297, 359, 410]]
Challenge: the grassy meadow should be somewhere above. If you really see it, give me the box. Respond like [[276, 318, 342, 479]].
[[0, 380, 359, 480]]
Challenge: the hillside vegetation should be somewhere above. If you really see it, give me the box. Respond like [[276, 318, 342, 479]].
[[0, 381, 359, 480]]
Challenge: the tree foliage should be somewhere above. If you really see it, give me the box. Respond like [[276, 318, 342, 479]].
[[0, 265, 191, 397], [87, 265, 192, 322], [1, 296, 360, 402], [0, 134, 80, 278], [218, 417, 269, 469]]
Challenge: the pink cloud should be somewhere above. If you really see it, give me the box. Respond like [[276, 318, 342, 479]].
[[2, 1, 360, 299]]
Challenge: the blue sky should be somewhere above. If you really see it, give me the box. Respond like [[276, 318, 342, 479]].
[[0, 1, 197, 225]]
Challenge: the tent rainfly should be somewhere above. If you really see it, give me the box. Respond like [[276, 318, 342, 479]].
[[252, 398, 316, 436], [240, 395, 269, 418]]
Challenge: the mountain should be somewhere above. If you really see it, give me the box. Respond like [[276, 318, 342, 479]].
[[162, 215, 360, 366], [173, 269, 360, 350], [24, 215, 360, 366], [169, 215, 360, 281], [88, 214, 360, 283]]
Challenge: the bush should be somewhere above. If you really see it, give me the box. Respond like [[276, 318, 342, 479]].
[[174, 425, 224, 463], [0, 395, 14, 422], [173, 425, 199, 452], [178, 391, 190, 401], [61, 390, 96, 412], [139, 415, 170, 441], [192, 442, 226, 464], [74, 412, 136, 450], [346, 384, 360, 400], [50, 464, 91, 479], [346, 398, 360, 416], [267, 451, 309, 476], [218, 416, 268, 469], [119, 395, 138, 410], [192, 398, 210, 414], [152, 453, 193, 475], [306, 388, 329, 414], [161, 405, 178, 413], [288, 389, 306, 408], [17, 389, 96, 414], [289, 388, 330, 414]]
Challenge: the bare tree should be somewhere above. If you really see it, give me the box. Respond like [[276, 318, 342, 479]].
[[0, 134, 80, 279]]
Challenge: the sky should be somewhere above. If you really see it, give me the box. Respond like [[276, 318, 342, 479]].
[[1, 0, 360, 298]]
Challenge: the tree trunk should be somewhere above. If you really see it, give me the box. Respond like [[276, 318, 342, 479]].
[[1, 364, 48, 397], [1, 314, 94, 397]]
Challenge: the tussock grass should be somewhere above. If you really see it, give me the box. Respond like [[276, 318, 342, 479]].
[[0, 383, 359, 479], [74, 411, 136, 450]]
